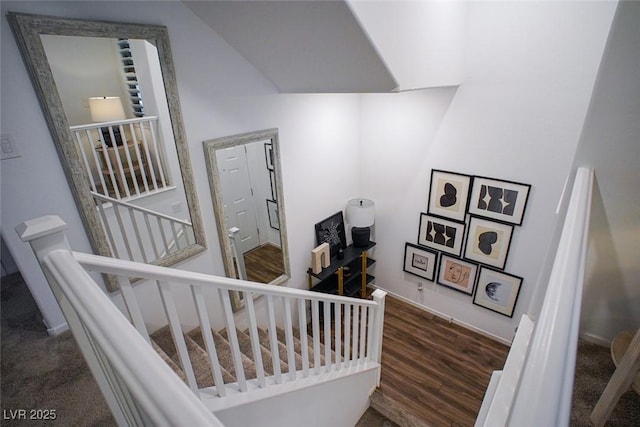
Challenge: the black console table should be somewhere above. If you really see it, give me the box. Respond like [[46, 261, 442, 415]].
[[307, 242, 376, 299]]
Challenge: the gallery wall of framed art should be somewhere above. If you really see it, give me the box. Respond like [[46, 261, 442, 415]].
[[402, 168, 531, 318]]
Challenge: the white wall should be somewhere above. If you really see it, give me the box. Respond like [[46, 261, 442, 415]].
[[573, 1, 640, 344], [0, 1, 359, 333], [1, 1, 624, 344], [41, 35, 123, 126], [360, 1, 617, 342]]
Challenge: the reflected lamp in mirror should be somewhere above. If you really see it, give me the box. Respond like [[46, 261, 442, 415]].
[[347, 198, 375, 247], [89, 96, 125, 147]]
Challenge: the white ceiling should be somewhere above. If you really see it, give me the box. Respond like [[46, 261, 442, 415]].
[[182, 1, 466, 93], [183, 0, 397, 93]]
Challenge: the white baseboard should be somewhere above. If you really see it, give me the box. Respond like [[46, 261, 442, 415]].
[[47, 321, 69, 336], [371, 285, 513, 346], [579, 332, 611, 347]]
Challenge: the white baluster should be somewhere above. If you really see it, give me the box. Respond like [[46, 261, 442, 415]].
[[157, 280, 199, 395], [344, 303, 351, 365], [266, 295, 282, 383], [283, 297, 296, 380], [219, 289, 247, 392], [297, 299, 310, 376], [359, 304, 367, 361], [334, 302, 342, 370], [118, 275, 150, 343], [311, 300, 321, 375], [352, 304, 360, 365], [323, 301, 331, 372], [191, 285, 227, 397], [245, 293, 266, 388]]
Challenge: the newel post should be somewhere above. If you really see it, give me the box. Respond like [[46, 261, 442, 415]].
[[16, 215, 72, 267], [370, 289, 387, 386]]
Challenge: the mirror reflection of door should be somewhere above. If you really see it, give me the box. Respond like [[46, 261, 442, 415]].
[[40, 34, 195, 264], [214, 139, 283, 284], [216, 145, 260, 256]]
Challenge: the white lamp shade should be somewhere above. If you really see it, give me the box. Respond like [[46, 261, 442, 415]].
[[89, 96, 126, 122], [347, 198, 375, 227]]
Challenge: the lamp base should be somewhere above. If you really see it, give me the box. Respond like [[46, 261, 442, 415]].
[[351, 227, 371, 248]]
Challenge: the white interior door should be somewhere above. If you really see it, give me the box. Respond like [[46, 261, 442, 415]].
[[216, 145, 259, 255]]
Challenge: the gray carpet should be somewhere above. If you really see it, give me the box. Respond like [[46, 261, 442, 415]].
[[2, 273, 638, 426]]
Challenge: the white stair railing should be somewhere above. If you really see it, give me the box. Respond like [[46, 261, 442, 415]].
[[92, 191, 194, 264], [475, 167, 594, 427], [18, 215, 386, 418], [17, 215, 223, 427], [71, 116, 168, 201]]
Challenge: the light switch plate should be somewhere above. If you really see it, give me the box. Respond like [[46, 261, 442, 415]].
[[0, 133, 21, 160]]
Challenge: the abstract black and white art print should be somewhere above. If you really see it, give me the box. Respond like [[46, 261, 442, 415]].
[[468, 176, 531, 225], [418, 213, 466, 257], [403, 243, 438, 281], [427, 170, 472, 222], [464, 216, 513, 270], [473, 266, 523, 317], [315, 211, 347, 257]]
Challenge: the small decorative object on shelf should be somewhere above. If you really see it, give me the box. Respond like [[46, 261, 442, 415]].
[[307, 242, 376, 299], [311, 242, 330, 274]]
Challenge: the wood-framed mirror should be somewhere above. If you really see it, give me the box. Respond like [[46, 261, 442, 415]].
[[8, 12, 207, 291], [203, 129, 290, 311]]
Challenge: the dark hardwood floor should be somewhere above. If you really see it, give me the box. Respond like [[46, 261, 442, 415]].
[[243, 243, 284, 283], [374, 294, 509, 427]]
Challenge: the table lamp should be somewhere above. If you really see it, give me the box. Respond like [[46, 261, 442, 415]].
[[347, 198, 375, 247], [89, 96, 126, 147]]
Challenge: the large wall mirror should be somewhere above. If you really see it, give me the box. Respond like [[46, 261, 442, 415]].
[[8, 12, 207, 291], [204, 129, 290, 310]]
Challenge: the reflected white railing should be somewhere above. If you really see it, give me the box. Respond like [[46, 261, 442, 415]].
[[476, 167, 594, 427], [71, 116, 168, 201], [92, 192, 194, 264], [18, 215, 386, 421]]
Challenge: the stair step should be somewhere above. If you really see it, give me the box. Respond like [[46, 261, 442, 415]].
[[150, 326, 217, 388], [275, 327, 327, 367], [370, 389, 432, 427], [255, 328, 304, 371], [151, 339, 186, 382], [188, 327, 257, 382], [220, 328, 287, 375]]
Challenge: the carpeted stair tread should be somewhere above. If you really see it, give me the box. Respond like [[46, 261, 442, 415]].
[[187, 327, 257, 382], [255, 328, 304, 371], [150, 326, 218, 388], [276, 326, 333, 367], [151, 339, 187, 382], [220, 328, 286, 375]]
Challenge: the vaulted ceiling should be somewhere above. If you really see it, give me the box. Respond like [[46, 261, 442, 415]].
[[182, 1, 466, 93]]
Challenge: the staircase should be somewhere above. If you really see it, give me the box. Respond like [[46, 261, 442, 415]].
[[19, 215, 386, 427], [151, 326, 330, 390]]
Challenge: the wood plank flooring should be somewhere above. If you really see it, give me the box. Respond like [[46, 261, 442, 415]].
[[374, 294, 509, 427], [243, 243, 284, 283]]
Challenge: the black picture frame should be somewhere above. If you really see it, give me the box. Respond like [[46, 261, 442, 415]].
[[417, 213, 466, 257], [269, 170, 277, 200], [403, 243, 438, 281], [266, 199, 279, 230], [436, 254, 478, 296], [473, 266, 523, 318], [464, 216, 514, 270], [427, 169, 472, 222], [468, 175, 531, 225], [314, 211, 347, 257], [264, 142, 274, 171]]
